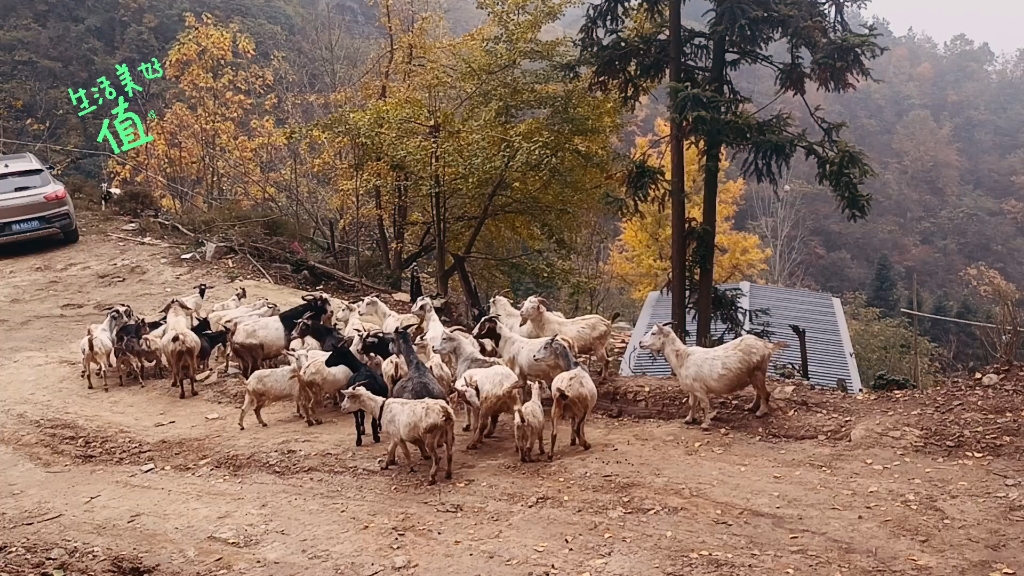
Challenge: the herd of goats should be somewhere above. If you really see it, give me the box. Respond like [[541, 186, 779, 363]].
[[77, 284, 788, 485]]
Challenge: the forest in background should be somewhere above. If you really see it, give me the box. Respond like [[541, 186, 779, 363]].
[[2, 0, 1023, 376]]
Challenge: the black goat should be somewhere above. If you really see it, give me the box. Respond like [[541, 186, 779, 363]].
[[290, 313, 348, 351], [391, 329, 446, 401], [358, 330, 395, 360], [325, 345, 389, 446], [113, 319, 150, 386]]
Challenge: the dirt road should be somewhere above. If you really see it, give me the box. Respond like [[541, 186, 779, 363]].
[[1, 214, 1022, 576]]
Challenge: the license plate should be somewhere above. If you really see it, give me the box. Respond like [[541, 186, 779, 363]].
[[11, 219, 41, 232]]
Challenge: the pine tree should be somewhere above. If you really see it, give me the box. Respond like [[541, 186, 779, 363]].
[[867, 254, 899, 316]]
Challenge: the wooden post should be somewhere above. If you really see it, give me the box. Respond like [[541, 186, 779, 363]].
[[790, 324, 809, 381], [912, 273, 920, 387]]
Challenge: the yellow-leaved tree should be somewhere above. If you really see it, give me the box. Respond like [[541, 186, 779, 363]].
[[108, 12, 279, 212], [610, 118, 769, 300]]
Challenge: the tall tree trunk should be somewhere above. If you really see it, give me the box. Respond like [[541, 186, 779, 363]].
[[390, 176, 408, 289], [430, 120, 447, 297], [695, 31, 728, 346], [452, 254, 482, 322], [373, 184, 391, 272], [668, 0, 687, 340]]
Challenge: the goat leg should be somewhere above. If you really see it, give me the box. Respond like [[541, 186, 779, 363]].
[[353, 411, 364, 447], [569, 416, 578, 446], [547, 420, 557, 462], [483, 413, 499, 438], [400, 440, 416, 472], [577, 414, 592, 450], [426, 443, 440, 485], [467, 416, 487, 450], [382, 439, 399, 469], [683, 393, 698, 424], [413, 438, 431, 460], [84, 358, 94, 390]]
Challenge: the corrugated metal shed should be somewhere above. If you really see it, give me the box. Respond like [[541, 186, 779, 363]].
[[619, 281, 861, 393]]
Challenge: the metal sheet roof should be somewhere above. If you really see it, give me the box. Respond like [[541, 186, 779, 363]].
[[619, 282, 861, 393]]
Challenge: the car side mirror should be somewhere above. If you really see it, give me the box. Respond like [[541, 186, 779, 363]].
[[44, 164, 55, 172]]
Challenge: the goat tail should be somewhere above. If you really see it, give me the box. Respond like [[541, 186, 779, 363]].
[[87, 331, 96, 354], [609, 311, 621, 323], [770, 341, 789, 352], [514, 407, 525, 425], [171, 333, 181, 344]]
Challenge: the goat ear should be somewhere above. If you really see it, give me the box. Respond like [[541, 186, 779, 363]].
[[159, 301, 173, 314], [536, 297, 551, 309], [301, 294, 315, 302]]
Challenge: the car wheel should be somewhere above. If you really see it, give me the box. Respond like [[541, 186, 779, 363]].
[[63, 227, 80, 244]]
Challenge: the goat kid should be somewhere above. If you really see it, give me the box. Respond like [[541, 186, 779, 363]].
[[532, 336, 597, 459]]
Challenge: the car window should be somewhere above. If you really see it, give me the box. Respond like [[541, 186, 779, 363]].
[[0, 169, 51, 194]]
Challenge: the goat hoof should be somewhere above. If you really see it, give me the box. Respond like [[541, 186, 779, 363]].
[[462, 424, 471, 432], [569, 438, 577, 446], [466, 443, 479, 450], [582, 442, 592, 451], [547, 453, 554, 462], [87, 383, 93, 390], [315, 419, 323, 425], [306, 421, 315, 427], [444, 471, 452, 480], [427, 478, 437, 486], [356, 437, 363, 447], [178, 392, 186, 399], [261, 423, 268, 427], [755, 410, 769, 418], [372, 435, 381, 443]]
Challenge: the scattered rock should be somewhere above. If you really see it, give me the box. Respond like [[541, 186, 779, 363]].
[[982, 373, 1001, 386], [774, 386, 796, 400], [140, 463, 156, 473], [204, 241, 233, 262], [120, 223, 139, 231], [362, 565, 385, 576], [392, 556, 409, 569], [180, 252, 198, 260], [46, 548, 67, 560], [153, 420, 175, 427], [205, 413, 221, 420], [391, 292, 411, 303]]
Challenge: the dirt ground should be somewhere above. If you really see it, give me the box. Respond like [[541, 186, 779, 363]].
[[1, 214, 1022, 576]]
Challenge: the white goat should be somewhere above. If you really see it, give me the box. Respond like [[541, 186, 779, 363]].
[[177, 283, 210, 322], [489, 294, 564, 337], [531, 336, 598, 459], [207, 298, 268, 330], [357, 296, 419, 333], [160, 299, 202, 399], [472, 315, 570, 391], [411, 296, 447, 350], [414, 336, 453, 394], [338, 387, 455, 485], [514, 379, 546, 462], [295, 349, 354, 426], [210, 286, 247, 312], [453, 365, 524, 449], [519, 295, 616, 382], [238, 350, 309, 430], [639, 322, 786, 428], [229, 294, 332, 377], [79, 306, 132, 391], [434, 328, 504, 432]]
